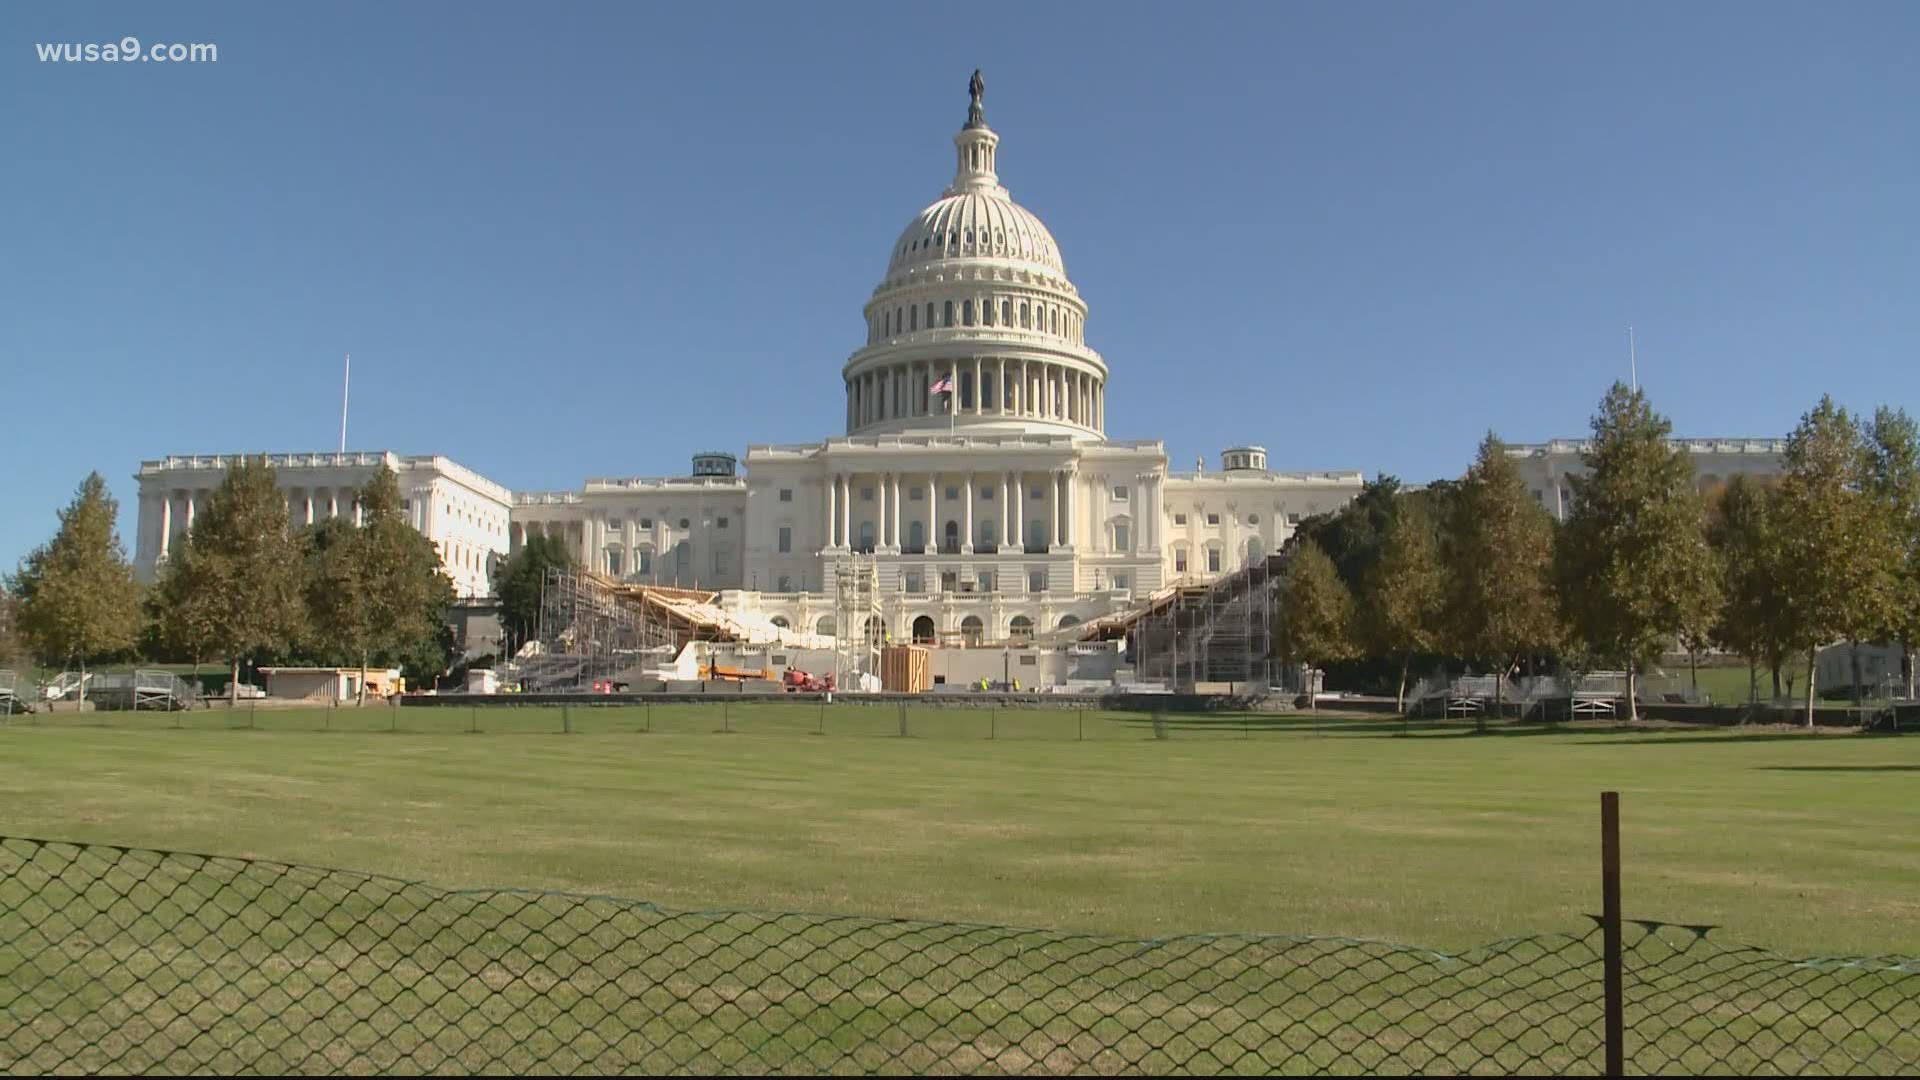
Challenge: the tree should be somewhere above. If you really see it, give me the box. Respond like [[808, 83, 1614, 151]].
[[1864, 406, 1920, 699], [1295, 475, 1403, 592], [1360, 501, 1445, 712], [8, 473, 143, 702], [1555, 384, 1719, 721], [155, 456, 306, 706], [1445, 434, 1561, 728], [1274, 540, 1356, 710], [495, 533, 574, 654], [1771, 398, 1890, 725], [1707, 476, 1791, 701], [305, 466, 455, 703]]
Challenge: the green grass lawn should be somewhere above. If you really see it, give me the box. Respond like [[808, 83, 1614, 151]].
[[0, 707, 1915, 957]]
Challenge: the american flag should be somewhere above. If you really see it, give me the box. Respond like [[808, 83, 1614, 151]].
[[930, 374, 955, 394]]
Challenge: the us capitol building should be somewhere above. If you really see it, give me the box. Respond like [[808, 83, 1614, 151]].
[[130, 75, 1782, 646]]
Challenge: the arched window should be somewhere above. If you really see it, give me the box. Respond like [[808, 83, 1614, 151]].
[[960, 616, 984, 646], [982, 299, 994, 326], [1246, 537, 1265, 566], [816, 615, 836, 637], [1001, 299, 1012, 325], [912, 615, 936, 644], [909, 305, 917, 331], [895, 307, 903, 335], [770, 616, 790, 629], [943, 301, 954, 327], [1008, 616, 1034, 644], [980, 520, 996, 548], [926, 302, 934, 328], [908, 520, 925, 553], [1050, 307, 1058, 334], [1021, 302, 1030, 328], [944, 520, 960, 552], [962, 300, 974, 326], [1056, 614, 1082, 630]]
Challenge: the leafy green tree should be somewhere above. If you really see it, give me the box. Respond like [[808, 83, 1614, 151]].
[[1445, 434, 1561, 727], [1555, 384, 1719, 721], [495, 533, 574, 653], [8, 473, 143, 702], [1707, 476, 1791, 701], [1864, 406, 1920, 698], [148, 534, 223, 680], [1360, 501, 1445, 712], [1295, 476, 1403, 592], [1275, 540, 1357, 710], [303, 466, 456, 701], [1772, 398, 1890, 725], [157, 456, 307, 706]]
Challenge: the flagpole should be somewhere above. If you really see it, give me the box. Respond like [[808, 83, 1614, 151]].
[[1627, 326, 1637, 392], [339, 352, 351, 453]]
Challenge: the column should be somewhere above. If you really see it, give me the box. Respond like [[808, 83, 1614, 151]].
[[1046, 470, 1059, 549], [927, 474, 938, 551], [973, 358, 984, 415], [1000, 473, 1011, 548], [186, 491, 197, 532], [838, 474, 851, 551], [877, 474, 889, 548], [1012, 361, 1023, 415], [1064, 469, 1077, 547], [962, 474, 974, 553], [1012, 472, 1025, 550], [890, 473, 902, 550], [159, 493, 172, 559], [825, 474, 838, 548]]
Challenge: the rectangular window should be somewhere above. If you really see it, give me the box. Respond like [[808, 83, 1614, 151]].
[[778, 489, 793, 502], [909, 488, 923, 501], [1206, 513, 1221, 526], [675, 545, 689, 571], [1174, 513, 1187, 525], [777, 526, 791, 553], [1533, 490, 1544, 502], [861, 487, 874, 502], [637, 550, 652, 573], [777, 575, 791, 592], [718, 516, 729, 529], [608, 519, 624, 532], [905, 572, 924, 594], [1019, 654, 1038, 666], [1029, 569, 1046, 593], [1113, 574, 1129, 591], [712, 547, 728, 574], [978, 570, 995, 592], [607, 551, 622, 576], [1112, 486, 1128, 501], [946, 486, 959, 501], [1030, 486, 1043, 500], [1175, 550, 1188, 572], [1114, 523, 1130, 550], [1207, 548, 1221, 573], [641, 518, 653, 529], [941, 571, 959, 593], [1287, 512, 1301, 525], [982, 487, 994, 500]]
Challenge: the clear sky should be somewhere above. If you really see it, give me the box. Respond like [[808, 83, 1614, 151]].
[[4, 2, 1916, 571]]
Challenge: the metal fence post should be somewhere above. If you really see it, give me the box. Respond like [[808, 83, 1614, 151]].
[[1602, 790, 1625, 1077], [249, 702, 255, 730], [1078, 708, 1084, 742], [819, 700, 826, 735], [897, 703, 906, 738], [646, 701, 653, 733], [470, 705, 477, 734], [563, 704, 572, 735], [990, 706, 996, 741], [723, 699, 731, 733]]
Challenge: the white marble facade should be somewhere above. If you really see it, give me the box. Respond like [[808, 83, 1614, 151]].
[[134, 451, 511, 599], [1507, 438, 1788, 521]]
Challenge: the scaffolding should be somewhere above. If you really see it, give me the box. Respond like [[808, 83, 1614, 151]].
[[1126, 553, 1287, 694], [830, 552, 883, 689], [525, 566, 679, 691]]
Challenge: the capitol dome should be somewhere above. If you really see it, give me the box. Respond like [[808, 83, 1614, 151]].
[[842, 72, 1109, 441]]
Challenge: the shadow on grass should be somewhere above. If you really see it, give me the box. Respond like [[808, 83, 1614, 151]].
[[1756, 765, 1920, 773]]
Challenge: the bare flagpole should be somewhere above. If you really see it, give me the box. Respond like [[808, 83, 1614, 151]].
[[1627, 327, 1637, 392], [339, 352, 351, 453]]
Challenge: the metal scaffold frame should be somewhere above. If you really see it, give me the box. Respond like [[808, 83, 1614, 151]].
[[831, 552, 883, 690], [1126, 553, 1287, 694], [526, 565, 677, 691]]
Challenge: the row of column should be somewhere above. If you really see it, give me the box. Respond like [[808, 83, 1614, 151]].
[[152, 485, 359, 560], [847, 359, 1103, 431], [823, 468, 1078, 552]]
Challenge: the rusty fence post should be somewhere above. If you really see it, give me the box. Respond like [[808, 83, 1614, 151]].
[[1602, 790, 1624, 1077]]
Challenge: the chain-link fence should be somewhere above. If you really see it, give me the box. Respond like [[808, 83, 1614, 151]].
[[1, 837, 1915, 1075]]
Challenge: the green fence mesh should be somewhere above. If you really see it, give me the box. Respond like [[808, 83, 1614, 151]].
[[1, 837, 1915, 1074]]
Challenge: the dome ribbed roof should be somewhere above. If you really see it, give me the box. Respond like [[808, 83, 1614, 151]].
[[885, 191, 1066, 279]]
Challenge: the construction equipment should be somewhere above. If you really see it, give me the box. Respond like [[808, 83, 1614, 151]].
[[700, 663, 771, 683], [781, 668, 835, 693]]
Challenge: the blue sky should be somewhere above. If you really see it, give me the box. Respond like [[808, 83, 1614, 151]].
[[4, 2, 1916, 571]]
